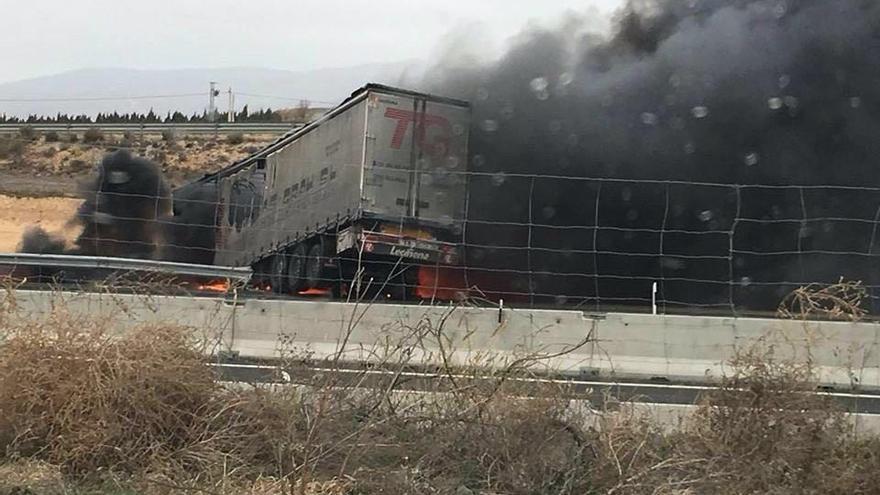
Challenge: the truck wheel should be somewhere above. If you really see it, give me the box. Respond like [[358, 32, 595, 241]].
[[270, 254, 287, 294], [305, 242, 326, 289], [287, 244, 307, 292]]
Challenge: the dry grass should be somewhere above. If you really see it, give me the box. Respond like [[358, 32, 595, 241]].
[[777, 277, 868, 321], [0, 282, 880, 493]]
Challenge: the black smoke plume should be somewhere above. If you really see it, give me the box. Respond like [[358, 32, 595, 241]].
[[423, 0, 880, 311], [16, 149, 223, 266], [73, 150, 172, 259], [17, 226, 66, 255], [161, 182, 219, 264]]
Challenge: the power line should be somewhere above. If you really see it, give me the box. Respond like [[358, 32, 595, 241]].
[[235, 92, 339, 106]]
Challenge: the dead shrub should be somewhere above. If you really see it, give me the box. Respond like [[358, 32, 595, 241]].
[[0, 137, 25, 160], [82, 127, 104, 143], [681, 346, 849, 493], [0, 309, 221, 475], [17, 126, 37, 141], [778, 278, 867, 321]]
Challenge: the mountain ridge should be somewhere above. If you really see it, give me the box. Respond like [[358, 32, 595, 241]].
[[0, 61, 426, 117]]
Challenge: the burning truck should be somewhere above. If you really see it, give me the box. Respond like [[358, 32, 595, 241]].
[[173, 84, 472, 299]]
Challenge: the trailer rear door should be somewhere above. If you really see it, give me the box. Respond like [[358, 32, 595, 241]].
[[362, 90, 469, 228]]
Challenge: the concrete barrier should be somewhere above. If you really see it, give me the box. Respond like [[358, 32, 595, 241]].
[[5, 290, 880, 389]]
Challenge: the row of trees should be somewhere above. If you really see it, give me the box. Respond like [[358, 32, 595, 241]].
[[0, 105, 284, 124]]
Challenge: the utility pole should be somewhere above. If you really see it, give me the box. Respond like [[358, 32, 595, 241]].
[[208, 81, 219, 122], [227, 87, 235, 123]]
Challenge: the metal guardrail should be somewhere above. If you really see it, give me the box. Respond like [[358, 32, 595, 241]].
[[0, 123, 301, 135], [0, 253, 252, 282]]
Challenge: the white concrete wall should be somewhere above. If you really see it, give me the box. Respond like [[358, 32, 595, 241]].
[[6, 290, 880, 389]]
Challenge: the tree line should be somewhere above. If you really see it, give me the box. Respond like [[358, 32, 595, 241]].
[[0, 105, 283, 124]]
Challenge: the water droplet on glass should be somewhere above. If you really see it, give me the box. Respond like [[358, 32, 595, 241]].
[[529, 77, 549, 93], [535, 89, 550, 101], [641, 112, 659, 126], [768, 97, 783, 110], [626, 209, 639, 221], [621, 187, 633, 202], [691, 106, 710, 119], [559, 72, 574, 86], [542, 206, 556, 219], [740, 276, 752, 287], [446, 156, 460, 169], [548, 120, 562, 134], [452, 123, 465, 136], [771, 205, 782, 219], [490, 172, 506, 187], [699, 210, 713, 222], [799, 223, 812, 238], [784, 95, 799, 109], [669, 74, 681, 87], [472, 154, 485, 168], [662, 257, 686, 270], [774, 2, 787, 18], [500, 103, 515, 120], [850, 96, 862, 108], [554, 295, 568, 306], [744, 152, 760, 167], [481, 119, 499, 132], [778, 74, 791, 89], [475, 88, 489, 101], [684, 142, 696, 154]]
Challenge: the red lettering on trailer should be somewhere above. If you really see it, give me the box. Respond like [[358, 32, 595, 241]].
[[384, 108, 452, 156]]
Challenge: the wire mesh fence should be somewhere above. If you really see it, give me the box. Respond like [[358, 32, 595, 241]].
[[3, 158, 879, 317]]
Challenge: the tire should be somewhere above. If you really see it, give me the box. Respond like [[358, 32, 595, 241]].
[[287, 243, 307, 292], [305, 242, 326, 289]]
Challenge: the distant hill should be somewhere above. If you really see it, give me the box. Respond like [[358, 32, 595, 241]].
[[0, 61, 426, 118]]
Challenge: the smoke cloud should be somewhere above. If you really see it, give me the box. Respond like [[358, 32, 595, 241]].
[[423, 0, 880, 310], [73, 150, 172, 259], [17, 150, 185, 280]]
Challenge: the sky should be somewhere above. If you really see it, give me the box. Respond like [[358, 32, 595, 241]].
[[0, 0, 622, 84]]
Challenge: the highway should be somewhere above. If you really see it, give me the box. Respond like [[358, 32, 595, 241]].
[[210, 362, 880, 433], [0, 122, 299, 135], [212, 361, 880, 412]]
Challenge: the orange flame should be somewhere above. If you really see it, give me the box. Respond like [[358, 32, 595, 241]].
[[416, 266, 466, 301], [415, 266, 528, 303], [298, 287, 333, 296], [198, 281, 230, 292]]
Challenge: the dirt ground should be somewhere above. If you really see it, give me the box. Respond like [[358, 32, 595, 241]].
[[0, 132, 277, 197], [0, 132, 279, 254], [0, 195, 81, 253]]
